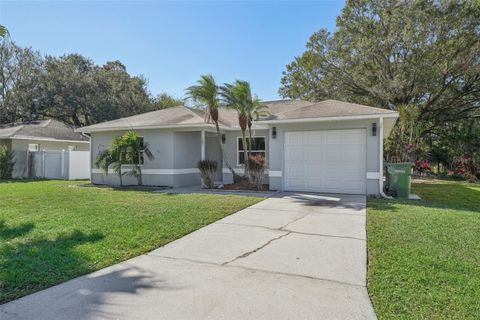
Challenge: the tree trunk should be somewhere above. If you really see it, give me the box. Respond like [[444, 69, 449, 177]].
[[241, 130, 249, 179], [119, 167, 123, 187], [138, 150, 143, 186], [214, 121, 242, 183]]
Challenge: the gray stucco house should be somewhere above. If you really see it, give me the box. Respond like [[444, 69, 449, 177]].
[[0, 119, 90, 178], [78, 99, 399, 195]]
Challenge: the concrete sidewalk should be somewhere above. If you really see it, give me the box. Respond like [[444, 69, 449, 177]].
[[0, 193, 376, 320]]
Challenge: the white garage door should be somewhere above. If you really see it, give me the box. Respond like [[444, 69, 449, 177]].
[[284, 129, 366, 194]]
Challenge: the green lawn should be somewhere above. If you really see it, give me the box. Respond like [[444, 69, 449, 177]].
[[367, 180, 480, 319], [0, 180, 263, 303]]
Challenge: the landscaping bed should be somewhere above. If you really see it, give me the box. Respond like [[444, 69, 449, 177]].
[[222, 180, 270, 191], [367, 179, 480, 319], [0, 180, 263, 303]]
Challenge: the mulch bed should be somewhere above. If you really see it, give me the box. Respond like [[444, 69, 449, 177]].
[[222, 180, 270, 191]]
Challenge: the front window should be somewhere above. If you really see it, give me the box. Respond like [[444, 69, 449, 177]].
[[28, 144, 40, 152], [237, 137, 266, 165], [123, 137, 145, 165]]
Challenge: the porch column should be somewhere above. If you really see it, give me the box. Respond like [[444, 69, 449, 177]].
[[201, 129, 205, 160]]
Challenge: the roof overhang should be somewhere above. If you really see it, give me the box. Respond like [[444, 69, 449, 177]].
[[255, 112, 399, 125], [76, 123, 231, 134], [7, 136, 90, 143]]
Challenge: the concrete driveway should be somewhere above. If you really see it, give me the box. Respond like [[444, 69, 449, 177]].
[[0, 193, 376, 320]]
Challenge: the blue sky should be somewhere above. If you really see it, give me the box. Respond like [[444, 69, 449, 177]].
[[1, 1, 344, 101]]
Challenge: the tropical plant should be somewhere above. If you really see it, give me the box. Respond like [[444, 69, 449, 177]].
[[94, 136, 126, 186], [0, 25, 8, 38], [246, 154, 266, 190], [186, 74, 240, 182], [0, 145, 15, 179], [197, 159, 217, 189], [246, 96, 269, 155], [119, 130, 154, 186]]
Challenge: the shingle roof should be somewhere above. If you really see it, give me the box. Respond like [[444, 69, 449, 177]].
[[78, 99, 398, 132], [0, 119, 89, 141], [78, 106, 208, 132], [263, 100, 397, 121]]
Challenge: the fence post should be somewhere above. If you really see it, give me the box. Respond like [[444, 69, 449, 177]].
[[61, 150, 65, 180], [42, 150, 46, 178]]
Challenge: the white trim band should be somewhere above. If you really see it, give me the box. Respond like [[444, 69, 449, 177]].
[[366, 172, 380, 179], [269, 170, 282, 177], [92, 168, 199, 175]]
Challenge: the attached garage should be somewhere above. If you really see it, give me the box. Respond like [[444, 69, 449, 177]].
[[284, 129, 367, 194]]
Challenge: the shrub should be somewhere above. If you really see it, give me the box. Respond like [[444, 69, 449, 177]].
[[197, 159, 217, 189], [0, 145, 15, 179], [246, 154, 266, 190], [414, 159, 432, 176], [451, 155, 479, 183]]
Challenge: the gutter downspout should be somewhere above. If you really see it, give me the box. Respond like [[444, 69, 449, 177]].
[[379, 117, 392, 198]]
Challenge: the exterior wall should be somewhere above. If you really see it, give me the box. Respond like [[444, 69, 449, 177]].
[[9, 138, 89, 179], [222, 129, 270, 185], [205, 135, 223, 181], [90, 129, 202, 187], [267, 119, 381, 195]]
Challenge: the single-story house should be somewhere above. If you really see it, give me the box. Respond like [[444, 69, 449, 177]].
[[0, 119, 90, 178], [78, 99, 399, 195]]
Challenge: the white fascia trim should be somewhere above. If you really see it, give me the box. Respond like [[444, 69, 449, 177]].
[[366, 172, 380, 179], [255, 113, 399, 125], [92, 168, 199, 175], [223, 168, 245, 174], [269, 170, 282, 177], [9, 136, 90, 144], [77, 123, 229, 134]]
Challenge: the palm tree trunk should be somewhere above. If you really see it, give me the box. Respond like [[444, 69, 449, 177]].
[[247, 123, 253, 157], [119, 167, 123, 186], [241, 130, 249, 178], [214, 121, 242, 182], [138, 150, 143, 186]]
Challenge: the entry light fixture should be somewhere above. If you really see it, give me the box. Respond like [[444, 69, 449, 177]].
[[372, 123, 377, 136], [272, 127, 277, 139], [221, 134, 226, 144]]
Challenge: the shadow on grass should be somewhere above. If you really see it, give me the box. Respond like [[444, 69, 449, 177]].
[[368, 183, 480, 213], [0, 225, 105, 304], [0, 220, 34, 240]]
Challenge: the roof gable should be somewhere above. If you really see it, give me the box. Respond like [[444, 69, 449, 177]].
[[0, 119, 88, 142]]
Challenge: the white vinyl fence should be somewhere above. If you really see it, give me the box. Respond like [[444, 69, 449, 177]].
[[27, 150, 90, 180]]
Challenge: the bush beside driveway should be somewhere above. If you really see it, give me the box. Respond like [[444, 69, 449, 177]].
[[367, 180, 480, 319], [0, 180, 263, 303]]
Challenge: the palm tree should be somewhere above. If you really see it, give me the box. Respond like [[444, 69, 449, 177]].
[[186, 74, 241, 182], [220, 80, 253, 176], [95, 136, 126, 186], [247, 95, 269, 154], [120, 130, 154, 186], [0, 25, 8, 38]]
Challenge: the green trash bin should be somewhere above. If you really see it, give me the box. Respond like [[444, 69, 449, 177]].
[[386, 163, 413, 198]]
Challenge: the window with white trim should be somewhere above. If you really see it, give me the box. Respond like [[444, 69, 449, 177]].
[[237, 137, 266, 165], [28, 144, 40, 152]]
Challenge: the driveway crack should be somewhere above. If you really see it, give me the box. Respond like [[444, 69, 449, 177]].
[[222, 232, 291, 265]]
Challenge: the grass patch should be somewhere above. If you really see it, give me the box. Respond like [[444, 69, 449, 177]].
[[0, 180, 263, 303], [367, 180, 480, 319]]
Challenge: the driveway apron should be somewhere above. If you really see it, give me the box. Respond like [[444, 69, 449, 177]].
[[0, 193, 376, 320]]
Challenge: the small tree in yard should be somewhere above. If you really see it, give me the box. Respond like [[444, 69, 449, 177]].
[[95, 136, 126, 186], [246, 154, 266, 191], [120, 130, 154, 186], [0, 145, 15, 179], [95, 131, 153, 186], [198, 160, 217, 189]]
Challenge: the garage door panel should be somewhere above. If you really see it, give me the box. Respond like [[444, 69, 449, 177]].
[[284, 129, 366, 194]]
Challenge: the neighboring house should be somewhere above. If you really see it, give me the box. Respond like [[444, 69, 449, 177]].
[[0, 119, 90, 179], [78, 100, 399, 195]]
